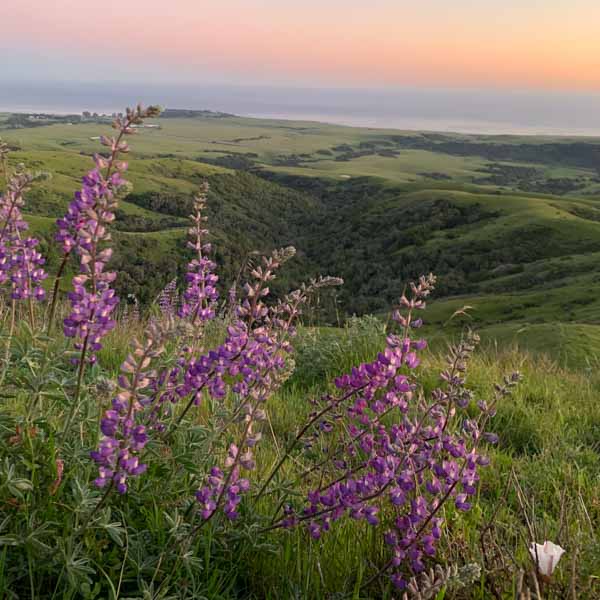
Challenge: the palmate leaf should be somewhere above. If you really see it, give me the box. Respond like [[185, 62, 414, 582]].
[[123, 579, 179, 600], [65, 555, 96, 588], [1, 518, 57, 553], [0, 458, 33, 499], [70, 477, 101, 514], [79, 580, 103, 599], [102, 520, 126, 547], [7, 478, 32, 497], [163, 508, 184, 534], [52, 539, 98, 589], [24, 532, 55, 554], [0, 516, 19, 547], [0, 535, 19, 547], [0, 412, 17, 432]]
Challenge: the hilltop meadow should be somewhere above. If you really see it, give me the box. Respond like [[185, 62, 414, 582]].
[[2, 109, 600, 367], [0, 108, 599, 599]]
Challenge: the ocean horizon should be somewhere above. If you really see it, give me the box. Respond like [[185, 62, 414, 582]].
[[3, 81, 600, 137]]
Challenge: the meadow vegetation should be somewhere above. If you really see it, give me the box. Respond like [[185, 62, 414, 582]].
[[2, 111, 600, 366], [2, 307, 600, 598], [0, 108, 599, 599]]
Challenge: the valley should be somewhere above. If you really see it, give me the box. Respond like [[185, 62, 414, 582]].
[[2, 110, 600, 367]]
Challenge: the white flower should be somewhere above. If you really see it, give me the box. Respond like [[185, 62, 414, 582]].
[[529, 541, 565, 576]]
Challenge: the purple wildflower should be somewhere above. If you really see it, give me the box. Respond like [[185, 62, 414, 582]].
[[92, 318, 170, 493], [270, 275, 520, 586], [178, 183, 219, 323], [0, 170, 47, 301], [187, 256, 342, 523], [157, 277, 179, 317], [60, 105, 161, 363]]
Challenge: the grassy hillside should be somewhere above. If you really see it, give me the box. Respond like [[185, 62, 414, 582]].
[[2, 112, 600, 366], [2, 146, 316, 302], [1, 311, 599, 598], [1, 111, 600, 597]]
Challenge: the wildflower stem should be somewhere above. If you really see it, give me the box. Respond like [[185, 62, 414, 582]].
[[0, 181, 24, 239], [189, 397, 260, 538], [361, 477, 461, 590], [0, 299, 16, 387], [254, 384, 365, 504], [262, 480, 394, 535], [59, 332, 90, 445], [77, 482, 114, 536], [292, 403, 397, 486], [155, 396, 264, 597], [27, 295, 34, 330], [47, 254, 69, 336], [169, 391, 202, 436], [165, 344, 247, 440]]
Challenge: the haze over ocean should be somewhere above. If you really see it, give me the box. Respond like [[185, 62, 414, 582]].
[[3, 82, 600, 137]]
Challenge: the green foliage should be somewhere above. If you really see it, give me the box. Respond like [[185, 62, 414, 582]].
[[289, 316, 385, 387], [5, 114, 600, 369], [1, 313, 598, 598], [1, 115, 600, 596]]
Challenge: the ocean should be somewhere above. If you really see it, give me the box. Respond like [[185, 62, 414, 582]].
[[2, 82, 600, 137]]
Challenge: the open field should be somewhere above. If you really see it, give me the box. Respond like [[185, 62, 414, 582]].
[[1, 111, 600, 598], [2, 112, 600, 367]]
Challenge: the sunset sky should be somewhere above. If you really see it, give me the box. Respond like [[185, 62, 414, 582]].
[[2, 0, 600, 91]]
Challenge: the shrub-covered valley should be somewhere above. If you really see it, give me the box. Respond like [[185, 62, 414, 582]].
[[3, 110, 600, 367]]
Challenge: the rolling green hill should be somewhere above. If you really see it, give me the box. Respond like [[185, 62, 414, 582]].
[[2, 111, 600, 366]]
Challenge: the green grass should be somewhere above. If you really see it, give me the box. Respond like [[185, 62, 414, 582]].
[[4, 115, 599, 188], [1, 107, 600, 598], [262, 148, 491, 183], [0, 308, 599, 598], [3, 112, 600, 368]]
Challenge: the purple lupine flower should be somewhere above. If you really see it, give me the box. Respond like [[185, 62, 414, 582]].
[[61, 167, 125, 363], [141, 195, 224, 434], [55, 167, 110, 256], [92, 318, 170, 493], [64, 271, 120, 364], [195, 464, 251, 521], [180, 248, 298, 412], [130, 204, 342, 525], [188, 256, 342, 523], [455, 493, 472, 511], [273, 275, 520, 587], [178, 183, 219, 323], [0, 237, 47, 301], [55, 104, 160, 261], [61, 105, 161, 363], [0, 170, 47, 301], [227, 284, 237, 308], [156, 277, 179, 317]]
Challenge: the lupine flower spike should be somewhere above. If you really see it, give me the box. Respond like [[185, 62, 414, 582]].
[[264, 275, 521, 590], [157, 277, 179, 318], [0, 168, 48, 303], [92, 317, 173, 493], [60, 105, 161, 365], [192, 270, 343, 524], [179, 182, 219, 326], [59, 105, 161, 441]]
